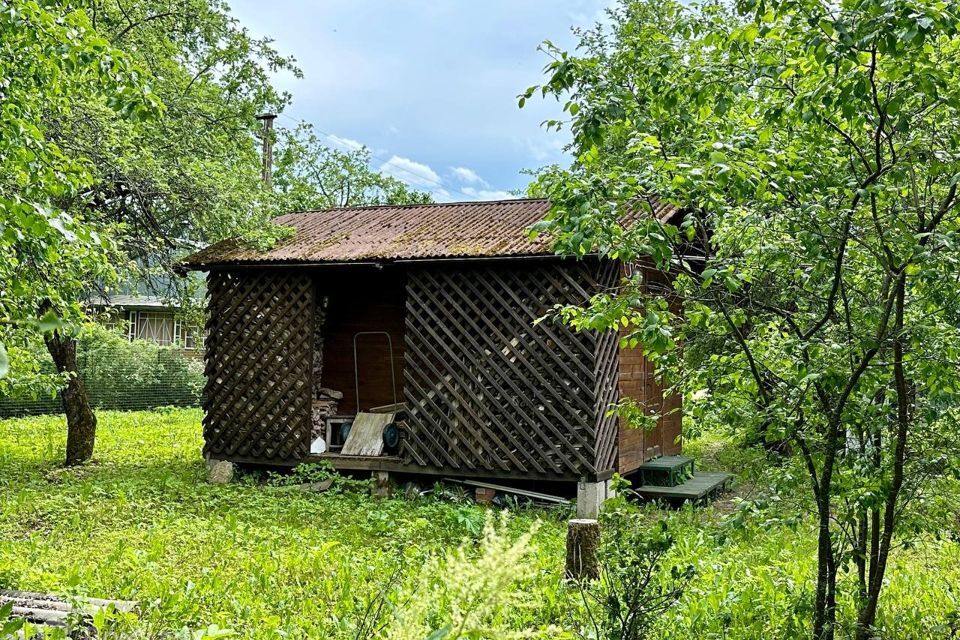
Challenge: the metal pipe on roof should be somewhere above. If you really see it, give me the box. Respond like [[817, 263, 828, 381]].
[[255, 113, 277, 188]]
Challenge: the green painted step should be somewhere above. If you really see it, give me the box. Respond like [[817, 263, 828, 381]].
[[634, 471, 733, 504], [636, 455, 695, 487]]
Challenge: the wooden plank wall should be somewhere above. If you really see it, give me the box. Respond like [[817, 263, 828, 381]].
[[318, 269, 406, 413], [402, 260, 614, 480], [202, 270, 314, 462], [617, 264, 683, 474]]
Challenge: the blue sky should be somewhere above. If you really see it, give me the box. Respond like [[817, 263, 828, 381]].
[[228, 1, 613, 202]]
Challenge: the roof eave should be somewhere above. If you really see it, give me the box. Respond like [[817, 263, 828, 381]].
[[177, 252, 592, 273]]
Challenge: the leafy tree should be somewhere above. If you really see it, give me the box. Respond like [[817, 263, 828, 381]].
[[524, 1, 960, 638], [6, 0, 433, 465], [0, 0, 160, 463], [56, 0, 299, 296], [14, 0, 298, 465], [273, 123, 432, 211]]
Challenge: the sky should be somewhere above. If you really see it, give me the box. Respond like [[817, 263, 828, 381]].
[[227, 1, 614, 202]]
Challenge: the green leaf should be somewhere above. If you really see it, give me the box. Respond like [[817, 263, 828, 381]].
[[37, 309, 64, 333], [0, 601, 23, 636], [426, 626, 451, 640], [0, 343, 8, 379]]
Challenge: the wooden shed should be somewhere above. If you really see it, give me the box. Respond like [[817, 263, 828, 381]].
[[181, 198, 682, 493]]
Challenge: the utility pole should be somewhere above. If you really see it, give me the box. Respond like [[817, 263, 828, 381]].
[[255, 112, 277, 189]]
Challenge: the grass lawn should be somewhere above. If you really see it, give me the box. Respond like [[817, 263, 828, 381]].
[[1, 409, 958, 638]]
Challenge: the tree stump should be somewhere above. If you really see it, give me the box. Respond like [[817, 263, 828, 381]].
[[565, 518, 600, 581]]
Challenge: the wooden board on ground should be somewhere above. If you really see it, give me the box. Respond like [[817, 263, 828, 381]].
[[1, 589, 137, 628], [444, 478, 571, 505], [341, 412, 395, 456]]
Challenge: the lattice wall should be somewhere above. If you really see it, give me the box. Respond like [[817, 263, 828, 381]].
[[402, 261, 619, 480], [593, 260, 622, 475], [203, 270, 314, 462]]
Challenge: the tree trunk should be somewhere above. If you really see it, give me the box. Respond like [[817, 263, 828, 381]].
[[812, 497, 836, 640], [813, 421, 842, 640], [855, 277, 909, 640], [44, 331, 97, 465]]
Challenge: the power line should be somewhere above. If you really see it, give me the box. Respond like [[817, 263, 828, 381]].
[[275, 112, 486, 202]]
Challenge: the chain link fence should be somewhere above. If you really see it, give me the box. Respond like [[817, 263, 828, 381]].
[[0, 329, 204, 418]]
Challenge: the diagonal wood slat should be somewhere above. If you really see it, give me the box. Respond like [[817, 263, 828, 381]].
[[593, 259, 622, 475], [403, 260, 617, 479], [203, 270, 314, 462]]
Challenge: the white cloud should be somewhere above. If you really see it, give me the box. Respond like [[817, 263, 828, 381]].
[[450, 166, 488, 186], [326, 134, 365, 152], [569, 0, 618, 28], [378, 155, 442, 189], [525, 136, 567, 163], [229, 0, 591, 199], [462, 186, 519, 201]]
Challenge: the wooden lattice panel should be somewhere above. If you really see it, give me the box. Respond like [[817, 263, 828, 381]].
[[203, 270, 314, 462], [593, 259, 622, 475], [403, 261, 618, 479]]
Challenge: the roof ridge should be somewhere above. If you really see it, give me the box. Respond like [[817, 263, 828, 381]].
[[285, 197, 547, 216]]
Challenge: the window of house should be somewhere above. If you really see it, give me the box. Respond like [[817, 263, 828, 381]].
[[129, 311, 176, 346], [182, 325, 204, 350], [124, 310, 203, 349], [103, 310, 121, 333]]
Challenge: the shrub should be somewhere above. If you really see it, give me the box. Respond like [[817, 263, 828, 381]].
[[0, 325, 204, 416], [79, 326, 204, 410], [569, 504, 693, 640], [379, 513, 564, 640]]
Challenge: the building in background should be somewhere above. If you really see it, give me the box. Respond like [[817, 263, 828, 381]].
[[94, 295, 204, 352], [1, 294, 207, 417]]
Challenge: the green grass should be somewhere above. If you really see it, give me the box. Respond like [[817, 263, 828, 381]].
[[0, 409, 567, 638], [1, 410, 958, 638]]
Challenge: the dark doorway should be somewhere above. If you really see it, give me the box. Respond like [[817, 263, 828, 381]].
[[318, 268, 406, 415]]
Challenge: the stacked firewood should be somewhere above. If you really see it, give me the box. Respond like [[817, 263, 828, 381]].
[[311, 388, 343, 440]]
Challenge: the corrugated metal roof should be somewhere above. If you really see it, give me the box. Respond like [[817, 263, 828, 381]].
[[181, 197, 679, 269]]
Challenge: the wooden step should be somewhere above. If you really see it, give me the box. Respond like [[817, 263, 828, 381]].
[[636, 455, 695, 487], [634, 471, 732, 504]]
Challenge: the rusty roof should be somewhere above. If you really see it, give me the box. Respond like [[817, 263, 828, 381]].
[[181, 197, 679, 269]]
